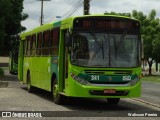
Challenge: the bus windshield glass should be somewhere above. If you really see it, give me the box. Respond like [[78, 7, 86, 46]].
[[71, 31, 140, 68]]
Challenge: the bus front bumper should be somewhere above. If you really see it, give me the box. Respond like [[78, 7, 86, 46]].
[[65, 79, 141, 98]]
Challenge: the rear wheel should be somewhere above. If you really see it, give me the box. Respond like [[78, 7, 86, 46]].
[[27, 72, 34, 93], [107, 98, 120, 105]]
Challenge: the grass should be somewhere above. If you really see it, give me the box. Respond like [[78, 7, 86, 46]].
[[141, 75, 160, 83]]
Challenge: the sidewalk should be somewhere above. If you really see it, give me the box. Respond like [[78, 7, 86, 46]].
[[142, 71, 160, 76]]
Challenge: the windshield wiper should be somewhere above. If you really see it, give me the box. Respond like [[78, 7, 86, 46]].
[[116, 31, 126, 49], [89, 31, 104, 59], [90, 31, 101, 48]]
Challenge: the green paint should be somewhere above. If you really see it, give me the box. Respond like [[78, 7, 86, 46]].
[[18, 15, 141, 99]]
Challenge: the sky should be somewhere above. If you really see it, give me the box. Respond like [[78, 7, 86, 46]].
[[22, 0, 160, 31]]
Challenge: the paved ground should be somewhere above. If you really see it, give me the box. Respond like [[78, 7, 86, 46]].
[[0, 69, 160, 119], [141, 81, 160, 105]]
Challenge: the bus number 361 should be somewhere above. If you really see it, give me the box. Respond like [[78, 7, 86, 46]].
[[91, 75, 100, 81]]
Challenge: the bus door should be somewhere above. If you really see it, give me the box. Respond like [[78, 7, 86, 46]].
[[58, 30, 69, 92]]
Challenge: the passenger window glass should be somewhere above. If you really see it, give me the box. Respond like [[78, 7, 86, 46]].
[[31, 34, 36, 56], [50, 28, 60, 55], [36, 32, 42, 55], [42, 30, 50, 55]]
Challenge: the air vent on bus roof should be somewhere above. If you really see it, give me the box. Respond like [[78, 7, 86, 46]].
[[85, 70, 105, 75], [84, 70, 132, 75]]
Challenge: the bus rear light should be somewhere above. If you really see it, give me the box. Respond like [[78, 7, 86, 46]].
[[70, 73, 88, 85]]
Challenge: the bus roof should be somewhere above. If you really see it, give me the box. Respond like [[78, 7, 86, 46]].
[[20, 14, 139, 40], [20, 20, 62, 40]]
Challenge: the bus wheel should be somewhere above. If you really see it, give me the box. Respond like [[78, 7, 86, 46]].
[[52, 82, 65, 104], [107, 98, 120, 105], [27, 72, 34, 93]]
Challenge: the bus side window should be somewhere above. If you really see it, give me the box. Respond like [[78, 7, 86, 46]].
[[24, 37, 28, 56], [42, 30, 50, 55], [36, 32, 42, 56], [30, 35, 33, 56], [26, 36, 31, 56], [31, 34, 36, 56], [50, 28, 60, 56]]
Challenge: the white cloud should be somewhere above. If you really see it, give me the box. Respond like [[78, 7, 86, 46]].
[[22, 0, 160, 31], [21, 18, 40, 32]]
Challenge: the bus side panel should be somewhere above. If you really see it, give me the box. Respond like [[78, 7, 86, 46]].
[[29, 57, 36, 87], [18, 41, 24, 82], [26, 57, 40, 88], [29, 56, 51, 92], [23, 57, 30, 83], [41, 57, 52, 91], [50, 56, 58, 92]]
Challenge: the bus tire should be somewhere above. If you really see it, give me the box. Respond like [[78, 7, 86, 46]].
[[52, 79, 65, 104], [107, 98, 120, 105], [27, 72, 34, 93]]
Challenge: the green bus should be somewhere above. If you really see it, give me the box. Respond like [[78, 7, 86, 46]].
[[18, 15, 142, 105], [9, 50, 18, 75], [9, 37, 19, 75]]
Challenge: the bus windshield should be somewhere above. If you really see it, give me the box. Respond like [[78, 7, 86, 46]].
[[71, 31, 140, 68]]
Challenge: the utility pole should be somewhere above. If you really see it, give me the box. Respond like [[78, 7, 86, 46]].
[[39, 0, 51, 25], [84, 0, 90, 15]]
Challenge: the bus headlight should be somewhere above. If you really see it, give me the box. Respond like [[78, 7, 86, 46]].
[[130, 77, 140, 86], [70, 73, 88, 85]]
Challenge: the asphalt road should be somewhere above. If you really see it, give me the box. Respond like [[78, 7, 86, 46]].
[[141, 81, 160, 105], [0, 72, 160, 119]]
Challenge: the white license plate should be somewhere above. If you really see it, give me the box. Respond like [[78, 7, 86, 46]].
[[104, 89, 116, 94]]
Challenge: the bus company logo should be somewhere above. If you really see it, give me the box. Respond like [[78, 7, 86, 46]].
[[2, 112, 11, 117], [108, 77, 112, 82]]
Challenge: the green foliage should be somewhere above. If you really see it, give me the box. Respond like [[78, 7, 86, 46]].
[[152, 34, 160, 62], [141, 75, 160, 83], [149, 9, 156, 20], [104, 11, 131, 17], [0, 0, 28, 56], [0, 68, 4, 76], [132, 10, 160, 59], [132, 9, 160, 75]]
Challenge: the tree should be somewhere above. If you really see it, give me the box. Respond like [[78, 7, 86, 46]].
[[104, 11, 131, 17], [132, 10, 160, 75], [0, 0, 28, 56], [0, 0, 11, 55], [152, 33, 160, 62]]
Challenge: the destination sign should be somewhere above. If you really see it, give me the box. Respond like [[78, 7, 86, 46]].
[[73, 17, 140, 30]]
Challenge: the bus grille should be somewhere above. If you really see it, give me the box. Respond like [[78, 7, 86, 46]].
[[85, 70, 132, 75], [85, 70, 105, 75], [89, 81, 129, 84]]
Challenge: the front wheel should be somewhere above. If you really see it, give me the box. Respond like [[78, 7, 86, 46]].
[[107, 98, 120, 105]]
